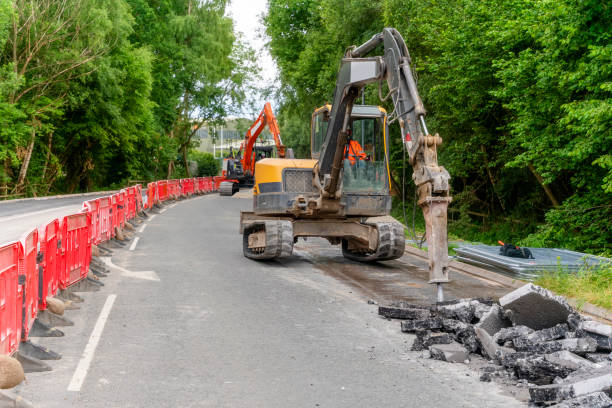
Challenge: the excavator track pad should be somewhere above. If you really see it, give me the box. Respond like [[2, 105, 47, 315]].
[[219, 181, 239, 196], [243, 220, 294, 260], [341, 222, 405, 262]]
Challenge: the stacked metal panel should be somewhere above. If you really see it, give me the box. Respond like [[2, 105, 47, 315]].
[[454, 245, 611, 280]]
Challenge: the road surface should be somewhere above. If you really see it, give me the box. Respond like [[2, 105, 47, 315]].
[[14, 193, 523, 407]]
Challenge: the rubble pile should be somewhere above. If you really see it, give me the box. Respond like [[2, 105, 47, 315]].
[[379, 284, 612, 407]]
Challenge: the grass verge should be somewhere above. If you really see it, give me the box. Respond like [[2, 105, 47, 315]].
[[534, 263, 612, 312]]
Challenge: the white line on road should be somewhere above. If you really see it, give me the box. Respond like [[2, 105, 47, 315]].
[[159, 208, 167, 214], [67, 294, 117, 392], [138, 223, 147, 233], [129, 237, 140, 251], [148, 214, 156, 221], [101, 258, 160, 282]]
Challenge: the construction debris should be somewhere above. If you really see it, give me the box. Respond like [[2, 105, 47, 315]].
[[378, 283, 612, 406], [499, 283, 573, 330], [429, 342, 470, 363]]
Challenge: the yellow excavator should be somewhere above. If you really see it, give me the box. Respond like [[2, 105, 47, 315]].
[[239, 28, 452, 300]]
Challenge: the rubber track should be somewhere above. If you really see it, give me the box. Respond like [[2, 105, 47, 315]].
[[219, 182, 237, 196], [341, 222, 405, 262], [243, 220, 293, 260]]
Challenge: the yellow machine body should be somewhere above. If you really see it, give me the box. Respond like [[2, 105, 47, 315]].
[[252, 158, 317, 196]]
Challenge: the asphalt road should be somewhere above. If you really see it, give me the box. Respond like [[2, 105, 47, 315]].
[[14, 194, 524, 407], [0, 192, 115, 246]]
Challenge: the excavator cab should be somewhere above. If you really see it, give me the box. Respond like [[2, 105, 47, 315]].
[[312, 104, 389, 193]]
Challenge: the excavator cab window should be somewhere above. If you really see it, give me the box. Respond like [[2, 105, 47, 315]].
[[342, 113, 388, 193], [311, 108, 330, 159]]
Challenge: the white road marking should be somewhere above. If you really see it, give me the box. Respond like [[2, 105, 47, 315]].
[[67, 294, 117, 392], [128, 237, 140, 251], [148, 214, 156, 221], [121, 270, 160, 281], [138, 223, 147, 233], [159, 208, 167, 214], [101, 258, 160, 282], [0, 204, 79, 222]]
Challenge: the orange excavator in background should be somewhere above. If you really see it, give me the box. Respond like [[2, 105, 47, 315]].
[[219, 102, 292, 196]]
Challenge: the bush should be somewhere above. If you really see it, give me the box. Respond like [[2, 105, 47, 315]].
[[189, 151, 220, 177]]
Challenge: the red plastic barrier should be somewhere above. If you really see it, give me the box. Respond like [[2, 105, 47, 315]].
[[109, 194, 118, 238], [180, 178, 194, 197], [98, 196, 112, 242], [83, 199, 101, 245], [59, 213, 91, 289], [115, 191, 126, 229], [124, 187, 135, 220], [135, 184, 143, 213], [0, 242, 22, 355], [39, 219, 60, 312], [169, 180, 179, 199], [146, 182, 157, 208], [157, 180, 168, 202], [20, 229, 39, 341]]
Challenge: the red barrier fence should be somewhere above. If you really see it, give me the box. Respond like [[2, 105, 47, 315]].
[[125, 187, 136, 220], [83, 199, 100, 246], [0, 242, 22, 356], [99, 197, 112, 242], [59, 213, 91, 289], [39, 220, 60, 311], [115, 192, 125, 230], [20, 229, 39, 341], [135, 184, 143, 214], [146, 182, 157, 208], [157, 180, 168, 202]]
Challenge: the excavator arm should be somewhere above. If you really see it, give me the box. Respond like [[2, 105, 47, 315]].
[[317, 28, 452, 299], [242, 102, 286, 176]]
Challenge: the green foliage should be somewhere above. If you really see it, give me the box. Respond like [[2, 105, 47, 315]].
[[0, 0, 247, 195], [189, 151, 220, 177], [264, 0, 612, 254], [535, 262, 612, 311]]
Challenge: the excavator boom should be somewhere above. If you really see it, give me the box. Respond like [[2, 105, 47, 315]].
[[242, 102, 286, 176], [317, 28, 452, 297]]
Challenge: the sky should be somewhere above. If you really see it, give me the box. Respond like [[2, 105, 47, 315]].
[[226, 0, 278, 117]]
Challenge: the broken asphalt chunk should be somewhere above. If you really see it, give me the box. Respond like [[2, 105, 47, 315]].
[[499, 283, 573, 330], [549, 392, 612, 408], [378, 306, 431, 320], [512, 323, 569, 350], [493, 325, 534, 345], [411, 330, 454, 351], [516, 337, 598, 355], [429, 342, 470, 363], [400, 317, 443, 333], [476, 304, 511, 336], [529, 368, 612, 403]]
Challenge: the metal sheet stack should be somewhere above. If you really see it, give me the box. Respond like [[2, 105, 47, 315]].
[[454, 245, 611, 280]]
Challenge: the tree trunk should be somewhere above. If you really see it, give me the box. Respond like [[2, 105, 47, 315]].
[[167, 161, 174, 179], [183, 144, 190, 177], [480, 145, 506, 211], [16, 126, 36, 191], [41, 131, 53, 183], [528, 163, 560, 207]]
